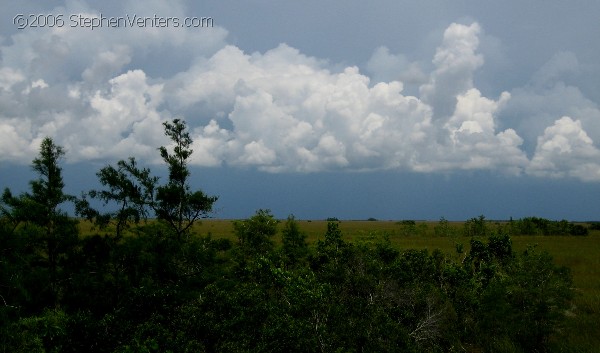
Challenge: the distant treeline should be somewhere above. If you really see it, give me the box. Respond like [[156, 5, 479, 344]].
[[506, 216, 589, 236], [462, 215, 589, 237], [396, 216, 590, 238]]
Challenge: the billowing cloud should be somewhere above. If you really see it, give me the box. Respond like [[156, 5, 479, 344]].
[[416, 88, 528, 174], [165, 28, 527, 174], [498, 51, 600, 155], [1, 1, 599, 182], [420, 22, 484, 119], [528, 117, 600, 181]]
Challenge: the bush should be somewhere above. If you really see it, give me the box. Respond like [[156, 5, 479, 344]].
[[464, 215, 487, 237], [434, 217, 457, 237]]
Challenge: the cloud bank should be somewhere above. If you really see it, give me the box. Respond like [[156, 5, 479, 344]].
[[1, 2, 599, 181]]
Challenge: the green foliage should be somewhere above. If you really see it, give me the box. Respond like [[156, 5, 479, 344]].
[[1, 138, 75, 232], [281, 215, 309, 267], [434, 216, 457, 237], [233, 209, 278, 255], [310, 223, 460, 352], [0, 138, 78, 310], [2, 309, 69, 353], [464, 215, 488, 237], [0, 213, 577, 353], [398, 219, 417, 236], [397, 220, 428, 236], [80, 119, 218, 240], [155, 119, 218, 239], [508, 216, 589, 236], [323, 220, 343, 246], [29, 138, 72, 217], [454, 235, 573, 352], [78, 157, 158, 238], [1, 188, 31, 232]]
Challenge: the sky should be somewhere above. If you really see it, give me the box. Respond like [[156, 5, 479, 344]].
[[1, 0, 600, 220]]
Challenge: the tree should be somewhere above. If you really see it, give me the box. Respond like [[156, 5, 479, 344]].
[[474, 245, 573, 351], [1, 188, 29, 233], [155, 119, 218, 239], [82, 118, 218, 240], [234, 209, 278, 254], [434, 216, 456, 237], [1, 138, 73, 231], [281, 215, 308, 267], [319, 221, 344, 251], [77, 157, 158, 239], [1, 137, 78, 306], [31, 138, 77, 302]]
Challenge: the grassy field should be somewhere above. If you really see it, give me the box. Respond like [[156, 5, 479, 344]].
[[79, 219, 600, 351]]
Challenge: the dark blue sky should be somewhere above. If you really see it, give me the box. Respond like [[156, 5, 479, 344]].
[[2, 163, 599, 221]]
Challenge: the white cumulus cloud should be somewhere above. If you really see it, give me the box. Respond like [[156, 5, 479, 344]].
[[528, 117, 600, 181], [1, 2, 599, 182], [420, 22, 484, 119]]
